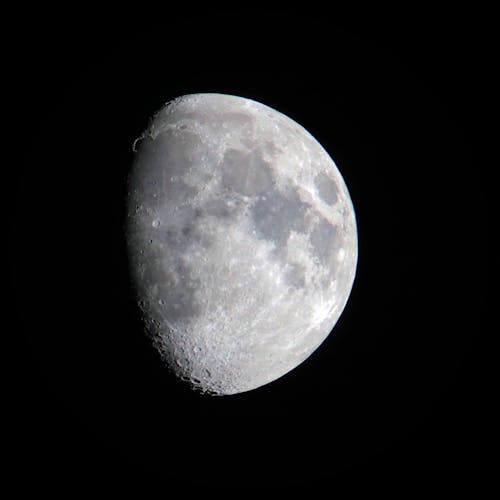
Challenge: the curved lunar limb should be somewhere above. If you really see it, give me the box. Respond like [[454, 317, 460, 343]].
[[126, 93, 357, 395]]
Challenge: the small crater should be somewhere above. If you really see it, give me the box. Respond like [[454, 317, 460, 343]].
[[204, 389, 219, 396], [152, 219, 161, 228]]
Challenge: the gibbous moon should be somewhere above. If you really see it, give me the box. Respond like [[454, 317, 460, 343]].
[[126, 93, 358, 395]]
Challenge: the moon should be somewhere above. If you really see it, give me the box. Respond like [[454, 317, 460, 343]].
[[126, 93, 358, 395]]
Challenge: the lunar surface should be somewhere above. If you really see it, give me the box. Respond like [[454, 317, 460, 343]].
[[126, 93, 357, 395]]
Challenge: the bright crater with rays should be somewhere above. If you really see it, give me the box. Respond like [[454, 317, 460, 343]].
[[126, 93, 358, 395]]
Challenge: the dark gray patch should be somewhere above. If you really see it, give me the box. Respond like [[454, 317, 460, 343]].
[[310, 218, 341, 268], [155, 205, 211, 251], [222, 112, 254, 129], [285, 262, 306, 289], [132, 244, 161, 291], [156, 260, 201, 322], [221, 149, 274, 196], [135, 248, 201, 323], [160, 222, 206, 252], [203, 198, 232, 218], [251, 188, 309, 249], [314, 172, 338, 205], [133, 130, 209, 207], [263, 140, 282, 157]]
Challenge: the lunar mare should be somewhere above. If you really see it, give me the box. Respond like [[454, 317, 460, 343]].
[[126, 93, 357, 395]]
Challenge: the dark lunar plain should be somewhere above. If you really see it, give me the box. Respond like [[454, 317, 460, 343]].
[[6, 7, 491, 494]]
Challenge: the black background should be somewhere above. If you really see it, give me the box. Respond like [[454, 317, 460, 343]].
[[7, 7, 490, 494]]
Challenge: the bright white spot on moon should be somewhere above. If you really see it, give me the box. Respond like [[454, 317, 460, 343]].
[[126, 93, 358, 395]]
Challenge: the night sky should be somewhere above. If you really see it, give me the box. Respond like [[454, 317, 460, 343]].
[[7, 7, 490, 494]]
